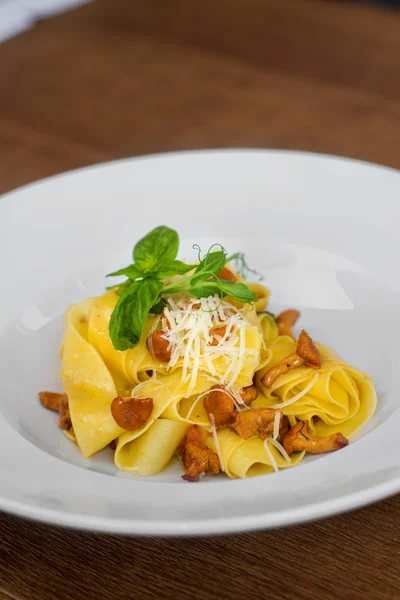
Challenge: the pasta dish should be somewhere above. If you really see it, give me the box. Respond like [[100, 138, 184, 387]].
[[39, 226, 376, 481]]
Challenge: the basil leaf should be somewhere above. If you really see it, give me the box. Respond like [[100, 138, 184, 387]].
[[114, 280, 133, 297], [190, 278, 256, 303], [156, 260, 196, 279], [150, 298, 165, 314], [217, 280, 257, 303], [108, 280, 143, 350], [130, 278, 164, 345], [133, 226, 179, 273], [109, 278, 163, 350], [190, 282, 222, 298], [191, 251, 226, 283], [106, 264, 142, 280]]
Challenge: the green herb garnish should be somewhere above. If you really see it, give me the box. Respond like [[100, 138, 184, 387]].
[[226, 252, 264, 281], [107, 225, 257, 351]]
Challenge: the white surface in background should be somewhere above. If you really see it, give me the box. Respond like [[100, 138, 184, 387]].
[[0, 0, 92, 44]]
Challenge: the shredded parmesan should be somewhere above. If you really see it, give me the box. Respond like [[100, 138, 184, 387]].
[[269, 438, 291, 463], [131, 378, 163, 398], [270, 373, 319, 410], [273, 410, 281, 440], [209, 414, 224, 472], [263, 438, 279, 473], [159, 294, 255, 394], [264, 420, 293, 472]]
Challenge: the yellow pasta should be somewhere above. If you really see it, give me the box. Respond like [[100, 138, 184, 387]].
[[206, 429, 304, 478], [88, 291, 174, 384], [115, 419, 189, 475], [40, 226, 376, 483], [60, 299, 125, 458], [253, 336, 376, 439]]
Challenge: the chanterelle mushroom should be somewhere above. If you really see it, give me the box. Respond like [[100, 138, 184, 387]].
[[203, 385, 235, 428], [111, 396, 153, 431], [146, 329, 171, 362], [261, 329, 322, 388], [283, 420, 348, 455], [239, 385, 259, 405], [39, 391, 66, 412], [182, 441, 220, 482], [39, 391, 72, 431], [231, 407, 280, 440], [276, 309, 300, 339]]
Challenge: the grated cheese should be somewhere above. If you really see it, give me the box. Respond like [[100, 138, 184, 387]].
[[269, 438, 291, 463], [263, 438, 279, 473], [273, 410, 281, 440], [131, 378, 163, 398], [209, 414, 224, 472], [160, 294, 255, 395]]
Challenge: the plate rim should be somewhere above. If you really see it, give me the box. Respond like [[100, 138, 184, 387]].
[[1, 477, 398, 536], [1, 147, 400, 207]]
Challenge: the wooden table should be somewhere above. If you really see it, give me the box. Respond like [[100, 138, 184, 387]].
[[0, 1, 399, 598]]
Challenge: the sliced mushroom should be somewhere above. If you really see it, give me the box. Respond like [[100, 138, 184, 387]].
[[239, 385, 259, 405], [283, 420, 348, 455], [146, 329, 171, 362], [182, 441, 220, 482], [39, 391, 72, 431], [203, 385, 235, 428], [111, 396, 153, 431], [261, 329, 321, 389], [38, 391, 66, 412], [178, 424, 207, 453], [296, 329, 321, 368], [276, 309, 300, 339], [231, 407, 280, 440], [261, 353, 305, 388]]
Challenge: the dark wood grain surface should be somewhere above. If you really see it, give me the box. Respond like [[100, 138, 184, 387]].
[[0, 1, 399, 598]]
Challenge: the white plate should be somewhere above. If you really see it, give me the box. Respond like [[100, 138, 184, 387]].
[[0, 149, 399, 536]]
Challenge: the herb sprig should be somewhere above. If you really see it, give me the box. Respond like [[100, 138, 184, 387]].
[[107, 226, 257, 351]]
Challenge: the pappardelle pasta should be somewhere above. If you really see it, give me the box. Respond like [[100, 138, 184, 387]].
[[39, 226, 376, 481]]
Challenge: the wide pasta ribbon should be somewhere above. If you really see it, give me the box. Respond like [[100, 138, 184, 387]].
[[61, 299, 125, 457], [87, 291, 175, 384], [206, 429, 304, 478], [254, 336, 377, 439]]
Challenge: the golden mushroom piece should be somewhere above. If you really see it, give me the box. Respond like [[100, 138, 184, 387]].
[[283, 420, 348, 455], [261, 330, 322, 388]]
